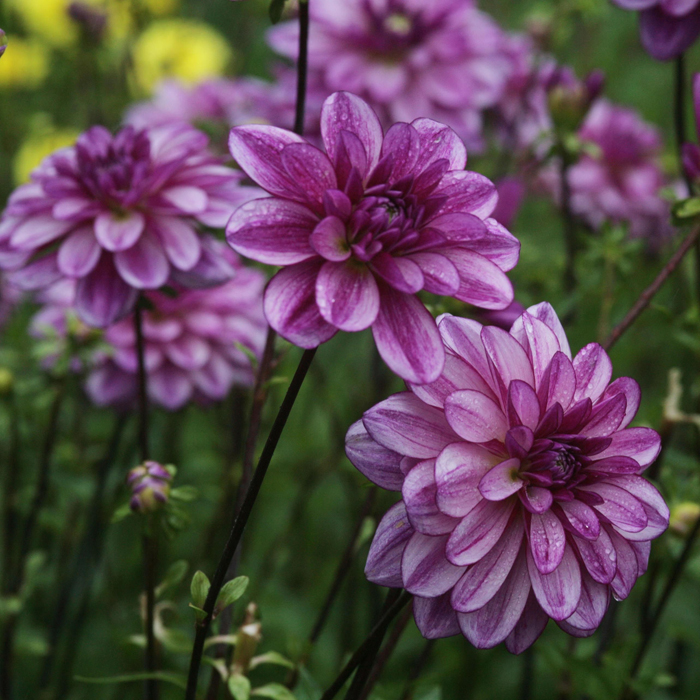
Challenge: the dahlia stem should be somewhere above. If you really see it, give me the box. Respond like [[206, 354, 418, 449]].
[[133, 303, 158, 700], [399, 640, 435, 700], [184, 347, 317, 700], [603, 225, 700, 352], [317, 590, 412, 700], [675, 54, 692, 196], [1, 389, 21, 595], [520, 647, 535, 700], [293, 0, 310, 136], [559, 155, 578, 296]]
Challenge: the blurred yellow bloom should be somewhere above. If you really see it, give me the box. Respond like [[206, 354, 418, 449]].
[[142, 0, 180, 16], [13, 121, 81, 184], [0, 36, 49, 89], [131, 19, 233, 94]]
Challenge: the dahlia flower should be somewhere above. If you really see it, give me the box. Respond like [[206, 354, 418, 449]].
[[227, 91, 519, 384], [682, 73, 700, 186], [0, 123, 257, 327], [612, 1, 700, 61], [346, 303, 667, 651], [268, 0, 512, 150]]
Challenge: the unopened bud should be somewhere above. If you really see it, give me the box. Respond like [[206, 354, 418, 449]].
[[670, 502, 700, 536], [547, 68, 604, 134], [68, 3, 108, 43], [232, 603, 262, 674], [128, 461, 172, 513]]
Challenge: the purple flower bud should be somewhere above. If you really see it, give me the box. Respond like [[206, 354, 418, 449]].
[[128, 461, 173, 513], [0, 29, 6, 59], [546, 68, 604, 133], [68, 2, 108, 43], [682, 143, 700, 184]]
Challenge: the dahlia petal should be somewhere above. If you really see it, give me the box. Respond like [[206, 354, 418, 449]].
[[451, 517, 524, 613], [520, 486, 553, 514], [228, 124, 304, 198], [537, 352, 576, 414], [573, 527, 617, 584], [606, 475, 669, 540], [512, 302, 571, 359], [161, 186, 208, 214], [410, 118, 467, 172], [639, 6, 700, 61], [527, 543, 581, 621], [608, 529, 639, 600], [321, 92, 383, 174], [310, 216, 351, 262], [57, 226, 101, 277], [148, 366, 193, 410], [560, 573, 609, 636], [9, 253, 62, 290], [381, 123, 420, 181], [165, 334, 211, 370], [588, 456, 641, 475], [581, 393, 627, 438], [581, 483, 648, 533], [403, 460, 460, 536], [424, 212, 489, 245], [94, 211, 145, 252], [446, 498, 515, 566], [458, 549, 531, 648], [407, 252, 460, 296], [363, 392, 457, 459], [573, 343, 612, 403], [441, 248, 514, 310], [281, 143, 338, 209], [482, 326, 535, 391], [365, 502, 414, 587], [601, 377, 641, 430], [227, 198, 317, 265], [86, 363, 136, 406], [558, 500, 601, 541], [413, 594, 461, 639], [632, 541, 651, 574], [479, 458, 523, 501], [264, 260, 337, 349], [9, 215, 73, 250], [371, 286, 445, 384], [433, 171, 498, 220], [52, 197, 98, 220], [507, 380, 541, 431], [75, 256, 138, 327], [334, 131, 369, 184], [171, 235, 236, 288], [444, 389, 508, 443], [478, 218, 521, 272], [505, 593, 549, 654], [402, 532, 466, 597], [151, 216, 201, 271], [192, 353, 234, 399], [435, 442, 500, 518], [505, 427, 535, 459], [530, 510, 566, 574], [345, 420, 404, 491], [143, 316, 182, 342], [595, 428, 661, 469], [114, 234, 170, 289], [517, 313, 562, 386], [371, 254, 424, 294]]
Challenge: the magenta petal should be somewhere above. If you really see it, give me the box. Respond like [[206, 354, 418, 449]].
[[505, 593, 549, 654], [558, 500, 601, 541], [316, 260, 380, 331], [227, 198, 317, 265], [516, 313, 562, 386], [433, 171, 498, 220], [573, 527, 617, 584], [530, 510, 566, 574], [151, 217, 201, 271], [580, 394, 627, 438], [581, 482, 648, 533], [9, 215, 73, 250], [410, 118, 467, 172], [559, 573, 609, 636], [192, 353, 234, 399], [413, 593, 461, 639], [281, 143, 338, 209], [451, 517, 524, 613], [479, 458, 523, 501], [520, 486, 554, 514], [595, 428, 661, 469], [114, 233, 169, 289], [513, 302, 571, 359], [458, 549, 531, 649], [435, 443, 500, 518], [608, 529, 639, 600], [371, 253, 424, 294], [573, 343, 612, 403], [57, 226, 101, 277], [403, 460, 460, 535], [381, 123, 420, 180], [408, 252, 460, 296], [402, 532, 465, 597], [607, 475, 669, 540], [264, 260, 337, 349], [537, 352, 576, 414], [75, 256, 138, 327], [507, 381, 541, 431], [94, 211, 145, 252], [365, 502, 414, 587], [601, 377, 641, 430], [362, 392, 457, 460], [345, 420, 404, 491], [371, 285, 444, 384], [165, 334, 211, 370], [161, 186, 208, 214], [148, 366, 193, 410], [527, 543, 581, 621], [446, 498, 515, 566], [444, 389, 508, 443], [310, 216, 350, 262], [639, 6, 700, 61], [9, 253, 62, 290]]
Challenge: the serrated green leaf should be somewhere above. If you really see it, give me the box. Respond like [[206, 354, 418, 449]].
[[155, 560, 188, 598], [215, 576, 249, 613], [191, 570, 210, 609], [250, 651, 295, 670], [269, 0, 286, 24], [75, 672, 187, 689], [252, 683, 296, 700], [229, 674, 251, 700]]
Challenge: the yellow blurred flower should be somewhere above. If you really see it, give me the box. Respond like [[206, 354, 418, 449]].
[[141, 0, 180, 16], [131, 19, 233, 94], [0, 36, 50, 89], [13, 121, 81, 184]]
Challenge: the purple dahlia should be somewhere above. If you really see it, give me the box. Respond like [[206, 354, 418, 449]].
[[268, 0, 512, 150], [226, 91, 519, 384], [682, 73, 700, 185], [0, 124, 257, 328], [346, 303, 668, 651], [612, 1, 700, 60]]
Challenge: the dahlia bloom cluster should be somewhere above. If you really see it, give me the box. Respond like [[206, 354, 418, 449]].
[[347, 303, 667, 650], [268, 0, 513, 150], [682, 73, 700, 187], [227, 91, 519, 384], [0, 123, 257, 327], [612, 1, 700, 61]]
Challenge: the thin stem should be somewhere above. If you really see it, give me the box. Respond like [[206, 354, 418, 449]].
[[559, 155, 578, 295], [399, 640, 435, 700], [185, 348, 317, 700], [293, 0, 310, 136], [318, 590, 412, 700], [675, 54, 692, 196], [1, 390, 21, 594], [603, 225, 700, 352], [521, 647, 534, 700], [134, 303, 150, 462]]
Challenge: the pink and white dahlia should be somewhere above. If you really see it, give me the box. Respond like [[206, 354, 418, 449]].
[[226, 91, 519, 385], [346, 303, 668, 651], [612, 1, 700, 61], [268, 0, 512, 150], [0, 124, 257, 327]]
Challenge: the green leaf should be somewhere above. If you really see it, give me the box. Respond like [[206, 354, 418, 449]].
[[674, 197, 700, 220], [112, 502, 132, 524], [75, 672, 187, 689], [155, 560, 188, 598], [229, 674, 252, 700], [250, 651, 295, 670], [215, 576, 249, 613], [252, 683, 297, 700], [190, 570, 210, 609], [169, 486, 199, 502], [269, 0, 286, 24], [189, 603, 208, 621]]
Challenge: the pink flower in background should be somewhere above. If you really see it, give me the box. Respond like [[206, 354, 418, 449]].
[[0, 124, 257, 328], [227, 91, 519, 384], [347, 303, 667, 651], [682, 73, 700, 186], [612, 1, 700, 61], [268, 0, 512, 150]]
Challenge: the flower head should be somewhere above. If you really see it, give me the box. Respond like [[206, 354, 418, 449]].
[[612, 1, 700, 61], [0, 123, 256, 327], [346, 303, 667, 651], [128, 460, 173, 512], [227, 91, 519, 384], [268, 0, 512, 150]]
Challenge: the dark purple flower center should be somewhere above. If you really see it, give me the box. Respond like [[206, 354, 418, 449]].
[[524, 437, 587, 489]]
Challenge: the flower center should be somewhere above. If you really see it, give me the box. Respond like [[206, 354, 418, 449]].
[[384, 13, 412, 37], [520, 437, 586, 490]]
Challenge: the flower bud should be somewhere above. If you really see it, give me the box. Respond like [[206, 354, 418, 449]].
[[0, 29, 6, 59], [128, 461, 172, 513], [231, 603, 262, 675], [67, 3, 108, 44], [670, 502, 700, 537], [546, 68, 604, 134]]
